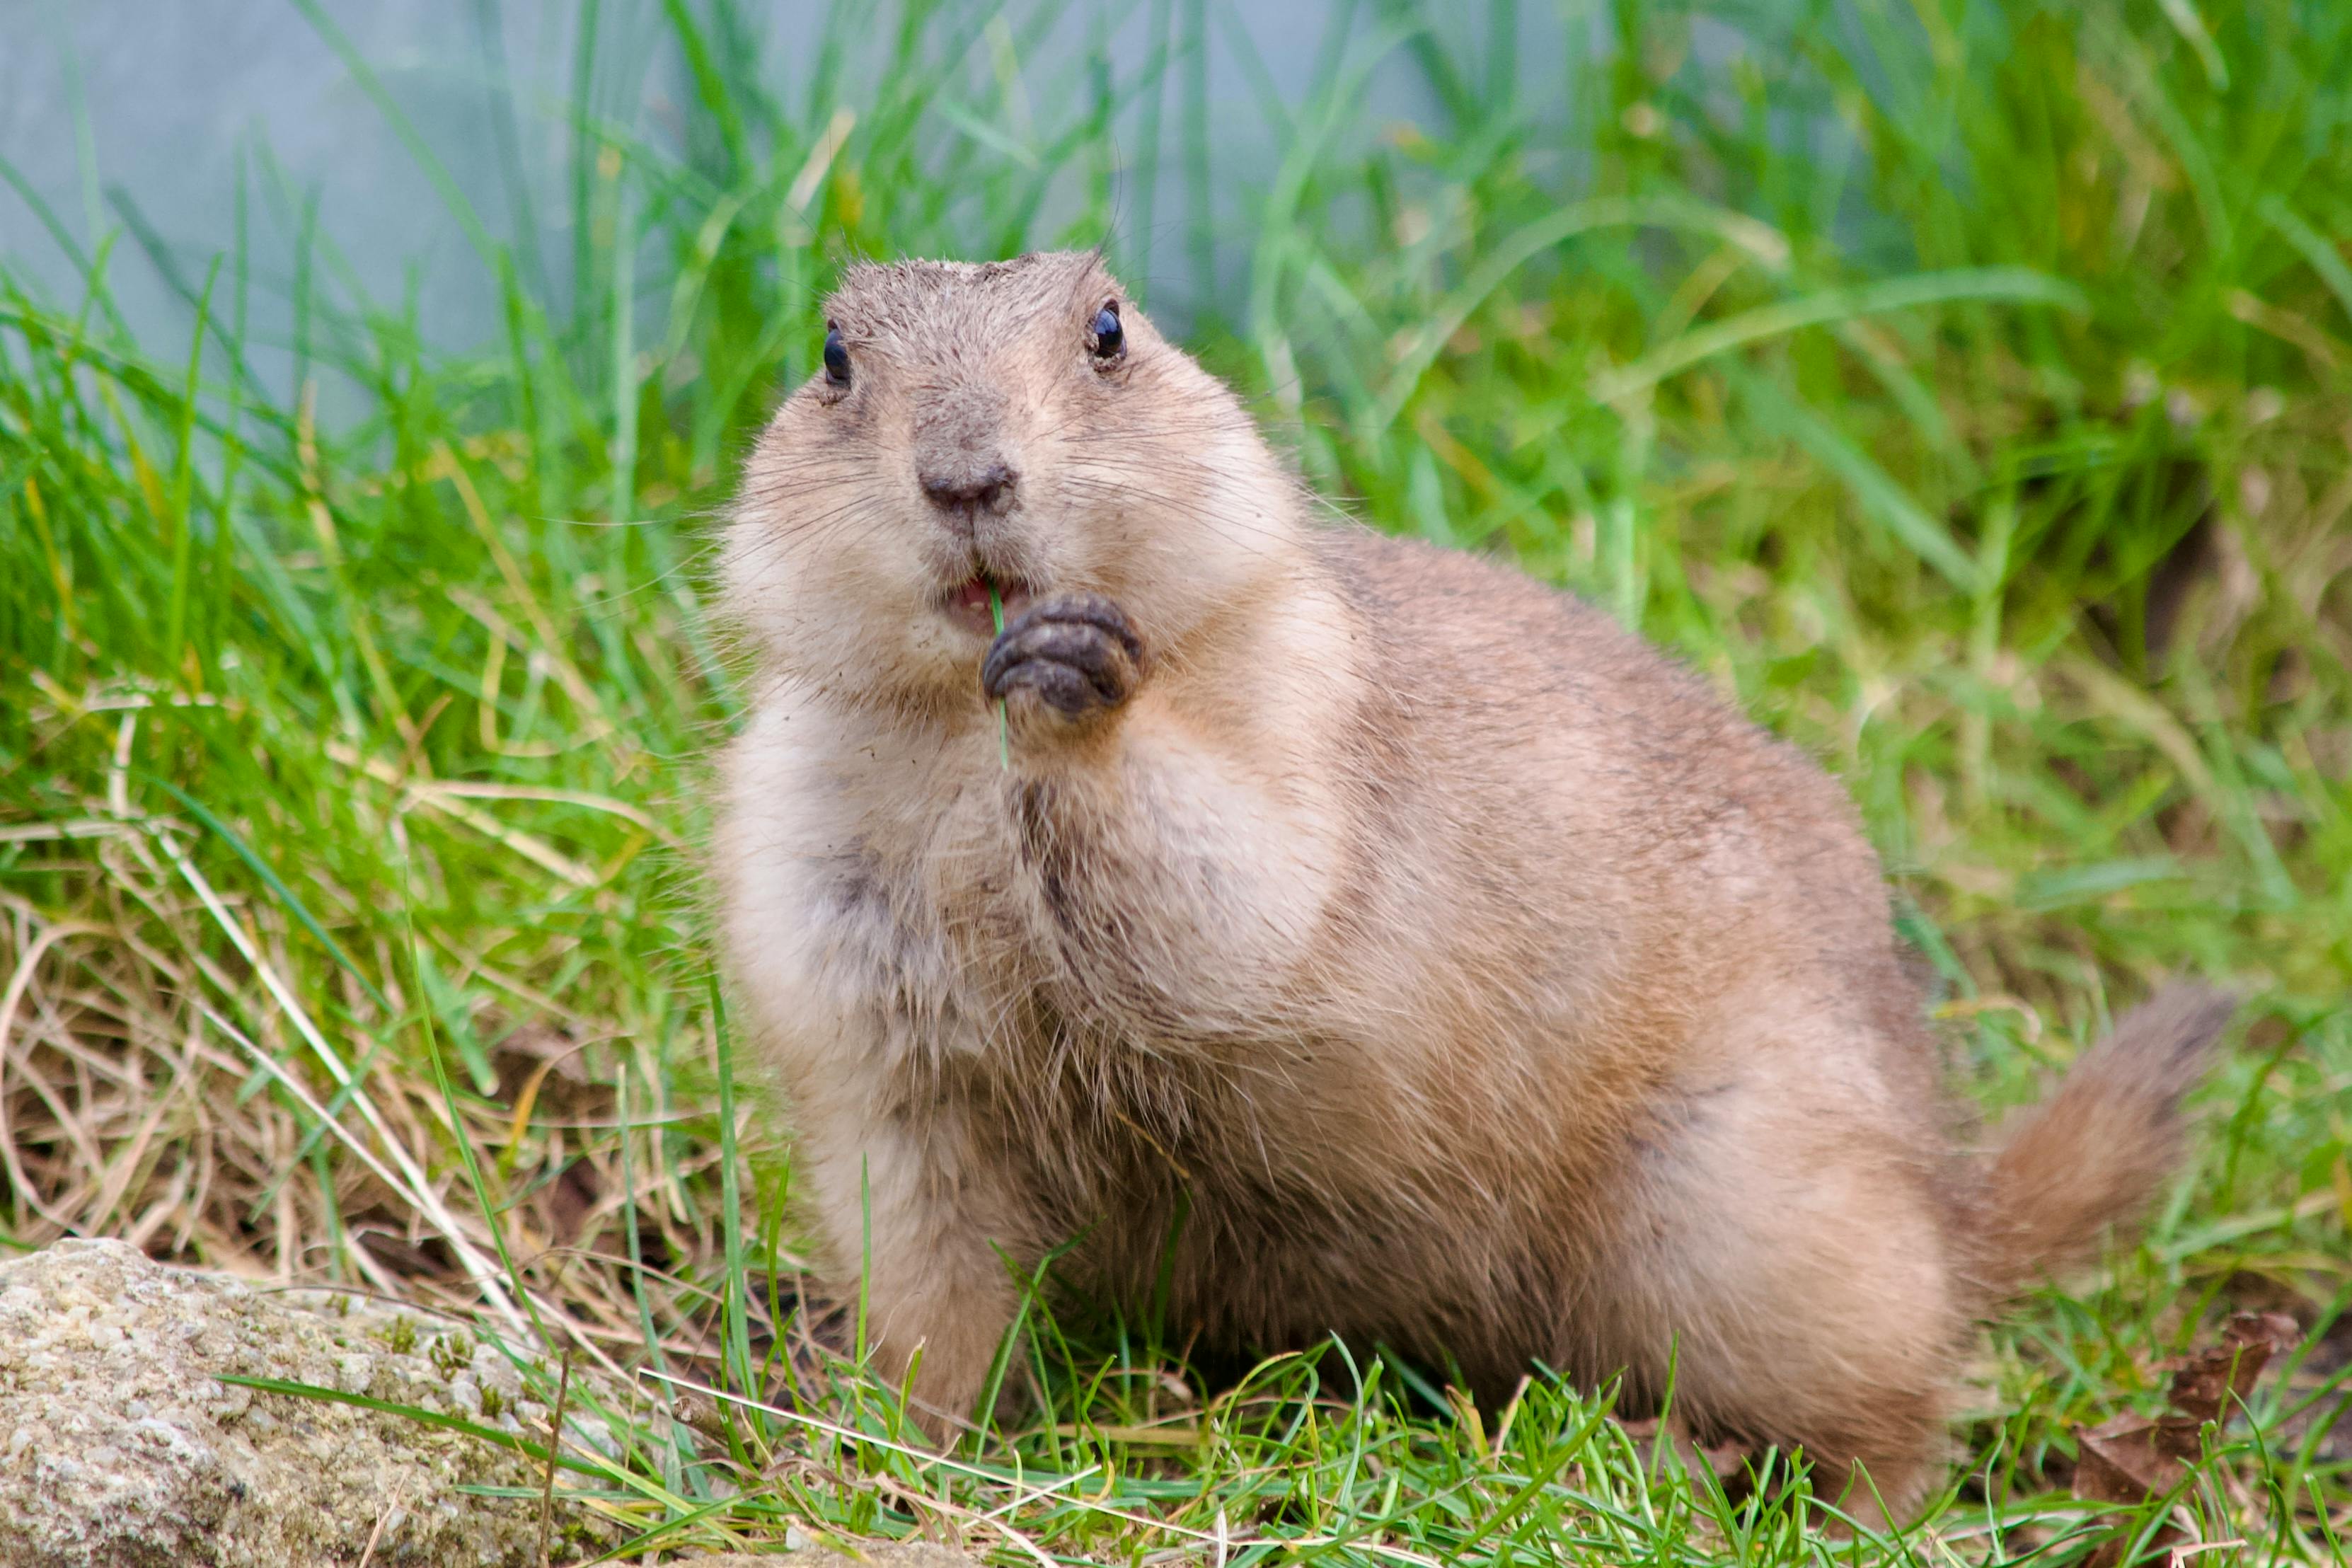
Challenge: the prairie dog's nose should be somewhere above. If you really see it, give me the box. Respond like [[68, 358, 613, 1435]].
[[920, 461, 1018, 529]]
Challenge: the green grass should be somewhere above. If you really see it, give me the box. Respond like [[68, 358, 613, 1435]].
[[2, 0, 2349, 1562]]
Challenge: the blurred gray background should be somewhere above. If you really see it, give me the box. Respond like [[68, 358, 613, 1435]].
[[0, 2, 1576, 369]]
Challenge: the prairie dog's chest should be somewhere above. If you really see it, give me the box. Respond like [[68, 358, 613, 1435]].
[[720, 698, 1044, 1059]]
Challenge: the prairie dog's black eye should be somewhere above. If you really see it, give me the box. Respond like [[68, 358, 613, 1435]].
[[822, 327, 851, 388], [1089, 304, 1124, 364]]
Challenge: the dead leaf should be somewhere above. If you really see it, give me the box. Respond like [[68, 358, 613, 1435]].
[[2073, 1313, 2303, 1567], [2073, 1411, 2198, 1503], [2165, 1311, 2298, 1426], [2075, 1419, 2189, 1567]]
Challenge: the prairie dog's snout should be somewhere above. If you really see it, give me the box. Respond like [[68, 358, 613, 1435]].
[[715, 250, 2227, 1523], [912, 384, 1020, 534], [919, 458, 1018, 529]]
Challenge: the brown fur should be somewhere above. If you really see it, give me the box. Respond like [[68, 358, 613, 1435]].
[[713, 251, 2230, 1518]]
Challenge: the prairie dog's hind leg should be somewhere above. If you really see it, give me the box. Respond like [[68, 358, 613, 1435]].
[[1589, 1058, 1965, 1523]]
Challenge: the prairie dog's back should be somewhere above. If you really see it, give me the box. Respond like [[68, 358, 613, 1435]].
[[1322, 528, 1915, 1011]]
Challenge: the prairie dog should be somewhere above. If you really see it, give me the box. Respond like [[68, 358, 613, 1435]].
[[715, 250, 2227, 1515]]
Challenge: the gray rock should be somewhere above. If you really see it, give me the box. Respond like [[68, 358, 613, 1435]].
[[0, 1238, 616, 1566]]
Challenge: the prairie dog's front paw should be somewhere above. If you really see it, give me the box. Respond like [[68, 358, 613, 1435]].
[[981, 594, 1143, 726]]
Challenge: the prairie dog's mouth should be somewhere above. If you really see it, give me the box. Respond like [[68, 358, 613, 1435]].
[[943, 574, 1033, 638]]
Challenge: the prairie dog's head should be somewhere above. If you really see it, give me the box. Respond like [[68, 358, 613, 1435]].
[[722, 250, 1301, 712]]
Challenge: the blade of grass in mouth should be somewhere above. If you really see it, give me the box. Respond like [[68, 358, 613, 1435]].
[[989, 582, 1010, 771]]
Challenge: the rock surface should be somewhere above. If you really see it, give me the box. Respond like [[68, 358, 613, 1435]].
[[0, 1238, 615, 1566]]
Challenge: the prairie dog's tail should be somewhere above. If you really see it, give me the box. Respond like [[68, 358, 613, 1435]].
[[1971, 985, 2234, 1298]]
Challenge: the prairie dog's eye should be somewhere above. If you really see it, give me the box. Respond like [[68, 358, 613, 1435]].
[[1089, 303, 1124, 364], [822, 326, 851, 388]]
